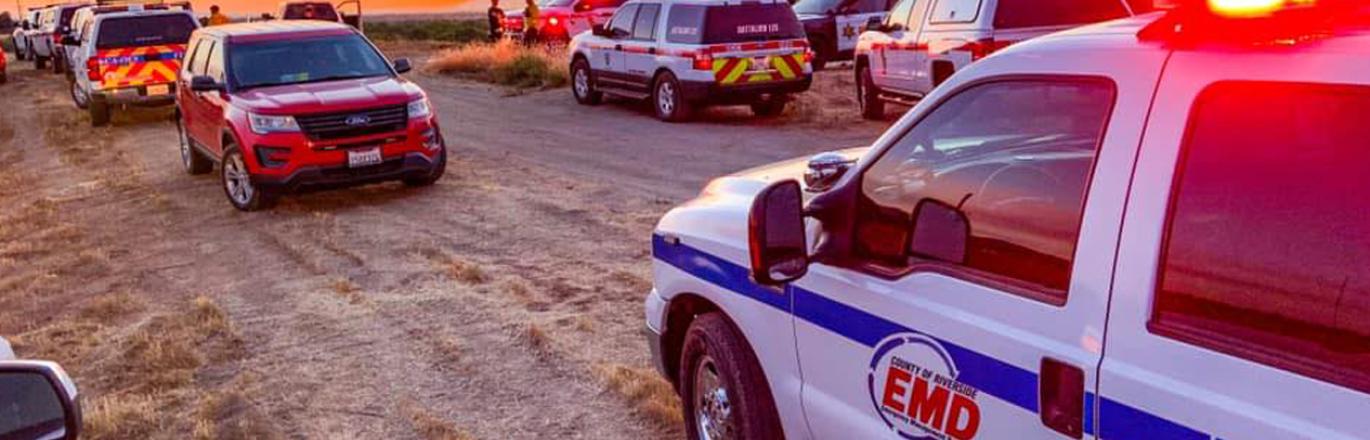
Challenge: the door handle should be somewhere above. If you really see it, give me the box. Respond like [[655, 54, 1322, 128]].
[[615, 44, 622, 51], [648, 47, 656, 54], [1040, 358, 1084, 438]]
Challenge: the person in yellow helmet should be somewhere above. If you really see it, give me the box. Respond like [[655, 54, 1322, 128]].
[[522, 0, 540, 45], [208, 5, 231, 26]]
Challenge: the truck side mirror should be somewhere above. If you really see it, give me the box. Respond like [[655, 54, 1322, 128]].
[[866, 16, 886, 32], [0, 361, 82, 440], [908, 198, 968, 264], [592, 24, 612, 37], [189, 75, 223, 92], [749, 180, 809, 285], [392, 58, 412, 74]]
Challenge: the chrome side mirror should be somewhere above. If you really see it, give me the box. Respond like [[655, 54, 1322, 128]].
[[0, 361, 82, 440], [804, 152, 855, 192]]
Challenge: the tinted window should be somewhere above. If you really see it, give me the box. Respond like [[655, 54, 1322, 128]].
[[664, 4, 803, 44], [885, 0, 916, 29], [632, 4, 660, 40], [1153, 82, 1370, 393], [850, 0, 890, 13], [993, 0, 1128, 29], [857, 79, 1113, 298], [929, 0, 980, 24], [793, 0, 844, 16], [282, 3, 340, 21], [58, 7, 79, 29], [608, 4, 639, 38], [229, 34, 392, 90], [96, 15, 196, 50]]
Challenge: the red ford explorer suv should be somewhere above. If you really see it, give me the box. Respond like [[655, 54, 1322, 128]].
[[175, 21, 446, 211]]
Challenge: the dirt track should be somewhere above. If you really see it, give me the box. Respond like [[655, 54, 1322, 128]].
[[0, 51, 886, 439]]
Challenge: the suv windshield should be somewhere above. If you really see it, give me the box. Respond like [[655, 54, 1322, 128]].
[[282, 3, 340, 21], [229, 34, 392, 90], [993, 0, 1129, 28], [96, 14, 196, 49], [792, 0, 843, 15], [665, 4, 804, 44]]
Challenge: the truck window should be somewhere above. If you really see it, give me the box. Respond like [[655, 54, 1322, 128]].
[[884, 0, 916, 30], [608, 4, 639, 38], [664, 4, 804, 44], [1153, 81, 1370, 393], [95, 15, 196, 50], [282, 3, 340, 21], [928, 0, 980, 24], [857, 79, 1114, 300], [993, 0, 1129, 29], [632, 4, 660, 40]]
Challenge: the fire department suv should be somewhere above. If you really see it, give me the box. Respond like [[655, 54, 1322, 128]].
[[568, 0, 813, 121], [644, 1, 1370, 439], [69, 8, 198, 126]]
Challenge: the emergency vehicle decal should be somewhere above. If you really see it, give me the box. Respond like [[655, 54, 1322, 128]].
[[94, 44, 185, 89], [869, 332, 981, 439], [651, 234, 1214, 440], [712, 53, 806, 85]]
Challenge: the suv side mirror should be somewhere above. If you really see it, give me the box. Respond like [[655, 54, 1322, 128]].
[[749, 180, 809, 285], [0, 361, 82, 440], [908, 198, 968, 264], [866, 16, 886, 32], [189, 75, 223, 92], [392, 58, 412, 74]]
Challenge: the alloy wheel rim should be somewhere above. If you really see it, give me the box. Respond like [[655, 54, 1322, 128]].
[[224, 154, 254, 205], [658, 81, 675, 116], [574, 68, 589, 98], [858, 68, 870, 111], [694, 356, 734, 440], [178, 122, 191, 168]]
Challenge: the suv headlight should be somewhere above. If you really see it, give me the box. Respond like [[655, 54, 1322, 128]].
[[248, 113, 300, 135], [408, 98, 432, 120]]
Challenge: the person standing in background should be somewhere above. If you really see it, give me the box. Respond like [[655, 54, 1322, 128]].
[[208, 5, 231, 25], [522, 0, 540, 45], [487, 0, 505, 41]]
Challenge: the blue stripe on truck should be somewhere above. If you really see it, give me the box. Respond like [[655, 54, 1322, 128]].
[[652, 234, 1211, 439]]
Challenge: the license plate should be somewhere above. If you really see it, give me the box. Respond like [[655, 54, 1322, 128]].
[[749, 57, 771, 71], [347, 147, 382, 168], [146, 84, 170, 96]]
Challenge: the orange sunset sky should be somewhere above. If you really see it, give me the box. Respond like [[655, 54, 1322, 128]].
[[4, 0, 488, 17]]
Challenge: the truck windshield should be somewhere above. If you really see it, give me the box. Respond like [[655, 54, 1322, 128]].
[[230, 34, 392, 90], [282, 3, 340, 21], [665, 4, 805, 44], [95, 15, 196, 50], [793, 0, 843, 15]]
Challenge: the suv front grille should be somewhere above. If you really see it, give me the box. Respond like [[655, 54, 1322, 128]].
[[295, 104, 408, 140]]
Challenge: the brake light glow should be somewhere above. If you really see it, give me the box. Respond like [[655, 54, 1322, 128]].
[[1208, 0, 1294, 17], [86, 58, 100, 82], [547, 16, 560, 27], [692, 53, 713, 70], [965, 38, 1014, 61]]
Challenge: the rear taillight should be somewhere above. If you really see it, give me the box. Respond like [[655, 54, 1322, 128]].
[[692, 53, 713, 70], [966, 38, 1015, 61], [86, 58, 100, 82], [804, 49, 815, 64], [52, 33, 61, 44]]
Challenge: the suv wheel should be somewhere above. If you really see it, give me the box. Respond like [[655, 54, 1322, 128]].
[[222, 145, 276, 211], [51, 55, 64, 74], [679, 312, 783, 440], [178, 118, 212, 175], [88, 97, 111, 127], [34, 55, 46, 71], [809, 38, 830, 71], [70, 80, 89, 109], [857, 64, 885, 120], [403, 147, 447, 187], [750, 94, 788, 118], [571, 58, 603, 106], [653, 72, 692, 123]]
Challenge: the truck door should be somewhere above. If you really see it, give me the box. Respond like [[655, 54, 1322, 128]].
[[1098, 49, 1370, 440], [794, 45, 1166, 438], [874, 0, 927, 93], [621, 2, 660, 91], [595, 4, 637, 87]]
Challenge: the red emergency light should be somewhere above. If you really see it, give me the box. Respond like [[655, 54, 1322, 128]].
[[1141, 0, 1364, 42]]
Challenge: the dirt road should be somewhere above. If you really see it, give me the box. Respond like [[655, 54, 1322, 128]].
[[0, 53, 886, 439]]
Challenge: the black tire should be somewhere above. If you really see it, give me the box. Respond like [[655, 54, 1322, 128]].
[[177, 117, 212, 175], [221, 145, 276, 211], [857, 63, 885, 120], [71, 80, 89, 109], [750, 94, 788, 118], [34, 55, 46, 71], [809, 39, 830, 71], [679, 313, 784, 440], [0, 71, 6, 85], [570, 58, 603, 106], [653, 72, 692, 123], [89, 99, 110, 127], [403, 146, 447, 187], [51, 54, 64, 74]]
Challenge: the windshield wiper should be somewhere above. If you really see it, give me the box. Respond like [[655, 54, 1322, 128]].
[[293, 73, 387, 85]]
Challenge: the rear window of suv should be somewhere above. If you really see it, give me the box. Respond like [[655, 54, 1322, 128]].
[[96, 15, 196, 49], [992, 0, 1129, 29], [665, 3, 804, 44]]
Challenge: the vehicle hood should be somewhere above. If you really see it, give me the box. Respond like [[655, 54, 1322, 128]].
[[797, 13, 831, 22], [653, 147, 867, 264], [232, 76, 422, 115], [0, 337, 13, 360]]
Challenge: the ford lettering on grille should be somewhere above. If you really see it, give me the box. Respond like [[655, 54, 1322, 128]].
[[345, 115, 372, 126]]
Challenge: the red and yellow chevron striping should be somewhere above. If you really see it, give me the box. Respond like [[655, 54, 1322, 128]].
[[94, 44, 186, 89], [712, 52, 806, 85]]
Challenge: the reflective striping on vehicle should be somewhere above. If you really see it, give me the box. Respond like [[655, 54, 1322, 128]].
[[712, 53, 805, 84], [650, 233, 1212, 439], [95, 44, 185, 89]]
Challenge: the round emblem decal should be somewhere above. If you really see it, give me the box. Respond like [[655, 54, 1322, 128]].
[[867, 332, 982, 440]]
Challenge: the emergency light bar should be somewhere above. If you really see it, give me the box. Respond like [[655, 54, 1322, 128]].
[[1139, 0, 1367, 41]]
